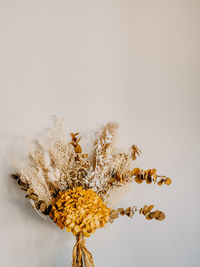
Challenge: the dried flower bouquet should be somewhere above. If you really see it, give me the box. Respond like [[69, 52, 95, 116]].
[[12, 118, 172, 267]]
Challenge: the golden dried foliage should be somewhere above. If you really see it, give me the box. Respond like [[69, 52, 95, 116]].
[[12, 118, 172, 231], [49, 187, 111, 237], [139, 205, 165, 221], [109, 204, 165, 223], [131, 168, 172, 186]]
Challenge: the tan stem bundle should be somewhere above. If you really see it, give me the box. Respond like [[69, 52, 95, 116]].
[[72, 233, 95, 267]]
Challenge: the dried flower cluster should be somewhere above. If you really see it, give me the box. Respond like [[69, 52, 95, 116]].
[[49, 187, 110, 237], [12, 118, 172, 267]]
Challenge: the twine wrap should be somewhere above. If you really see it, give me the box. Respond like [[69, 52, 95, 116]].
[[72, 233, 95, 267]]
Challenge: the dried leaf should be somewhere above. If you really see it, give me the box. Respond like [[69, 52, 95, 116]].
[[125, 207, 132, 217], [153, 173, 157, 183], [157, 211, 165, 221], [145, 214, 153, 220], [131, 168, 140, 176], [74, 144, 82, 153], [139, 208, 143, 214], [29, 194, 38, 201], [147, 205, 154, 212], [27, 188, 34, 195], [40, 202, 47, 213], [146, 175, 152, 184], [157, 179, 164, 186], [150, 210, 160, 219], [81, 154, 88, 158], [150, 169, 157, 175], [117, 208, 125, 215], [135, 176, 143, 184], [20, 187, 27, 191], [110, 210, 119, 219], [11, 174, 20, 180], [164, 178, 172, 185], [129, 210, 134, 218], [18, 179, 26, 187], [143, 205, 148, 215]]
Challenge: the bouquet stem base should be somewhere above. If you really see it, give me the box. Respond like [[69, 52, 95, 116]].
[[72, 233, 95, 267]]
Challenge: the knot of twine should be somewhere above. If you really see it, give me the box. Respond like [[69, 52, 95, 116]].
[[72, 233, 95, 267]]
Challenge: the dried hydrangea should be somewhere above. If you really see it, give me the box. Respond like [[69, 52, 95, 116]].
[[50, 187, 111, 237]]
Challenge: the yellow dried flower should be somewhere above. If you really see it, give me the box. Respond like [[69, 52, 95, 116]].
[[49, 187, 111, 237]]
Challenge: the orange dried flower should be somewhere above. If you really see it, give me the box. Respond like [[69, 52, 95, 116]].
[[49, 187, 111, 237]]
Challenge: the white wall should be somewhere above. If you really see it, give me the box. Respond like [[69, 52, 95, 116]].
[[0, 1, 199, 267]]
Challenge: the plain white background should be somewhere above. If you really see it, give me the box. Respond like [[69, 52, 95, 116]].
[[0, 1, 199, 267]]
